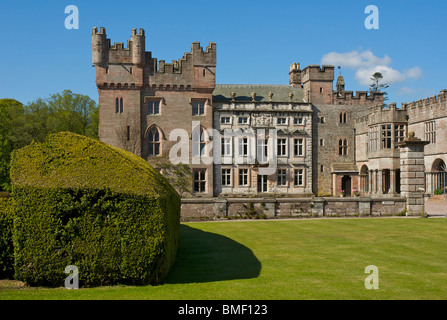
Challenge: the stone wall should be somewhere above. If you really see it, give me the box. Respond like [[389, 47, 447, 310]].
[[181, 197, 407, 221]]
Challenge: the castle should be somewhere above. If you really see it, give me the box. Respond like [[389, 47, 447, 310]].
[[92, 27, 447, 214]]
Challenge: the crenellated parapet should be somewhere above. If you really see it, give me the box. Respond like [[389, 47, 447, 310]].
[[92, 27, 216, 91], [333, 90, 384, 106], [355, 103, 407, 128], [403, 90, 447, 124], [148, 41, 216, 90]]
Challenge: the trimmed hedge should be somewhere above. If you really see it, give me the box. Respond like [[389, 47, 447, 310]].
[[10, 132, 181, 287], [0, 197, 14, 279]]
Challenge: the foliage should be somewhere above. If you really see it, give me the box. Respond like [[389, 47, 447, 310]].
[[0, 197, 14, 279], [434, 189, 444, 195], [152, 158, 193, 197], [0, 99, 25, 192], [0, 91, 98, 191], [10, 132, 181, 287], [369, 72, 389, 104]]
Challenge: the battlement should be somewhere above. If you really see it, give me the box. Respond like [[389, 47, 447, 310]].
[[131, 28, 145, 36], [93, 27, 217, 90], [333, 90, 384, 106], [290, 62, 300, 72], [302, 65, 335, 82], [92, 27, 106, 35], [355, 103, 407, 126], [403, 90, 447, 123], [403, 90, 447, 110], [153, 41, 216, 75]]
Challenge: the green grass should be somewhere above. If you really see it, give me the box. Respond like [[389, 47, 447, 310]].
[[1, 218, 447, 300]]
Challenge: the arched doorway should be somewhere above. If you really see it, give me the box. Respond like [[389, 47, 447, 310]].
[[360, 165, 369, 194], [430, 159, 446, 194]]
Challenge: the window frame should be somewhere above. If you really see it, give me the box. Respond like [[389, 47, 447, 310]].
[[277, 169, 287, 187], [221, 168, 232, 187], [238, 168, 249, 186], [277, 138, 288, 157], [294, 138, 304, 157], [193, 169, 207, 193], [148, 127, 161, 157], [148, 100, 161, 115], [294, 168, 304, 186]]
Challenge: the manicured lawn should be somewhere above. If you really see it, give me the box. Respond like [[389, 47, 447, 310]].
[[1, 218, 447, 300]]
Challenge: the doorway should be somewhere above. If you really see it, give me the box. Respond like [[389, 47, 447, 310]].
[[341, 175, 352, 196]]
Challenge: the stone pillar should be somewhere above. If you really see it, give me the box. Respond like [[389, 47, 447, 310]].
[[359, 197, 371, 216], [369, 170, 373, 195], [397, 132, 429, 216], [312, 198, 325, 217], [372, 170, 377, 194], [389, 169, 396, 194], [377, 170, 383, 195]]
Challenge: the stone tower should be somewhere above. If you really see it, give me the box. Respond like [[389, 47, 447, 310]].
[[93, 27, 217, 197]]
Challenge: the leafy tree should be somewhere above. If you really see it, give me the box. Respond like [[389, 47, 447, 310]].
[[0, 91, 98, 191], [369, 72, 389, 105], [0, 99, 25, 191]]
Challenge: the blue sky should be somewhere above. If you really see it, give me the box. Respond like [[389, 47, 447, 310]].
[[0, 0, 446, 106]]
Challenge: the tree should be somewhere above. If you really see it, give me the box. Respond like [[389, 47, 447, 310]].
[[0, 91, 99, 191], [0, 99, 25, 191], [369, 72, 389, 105]]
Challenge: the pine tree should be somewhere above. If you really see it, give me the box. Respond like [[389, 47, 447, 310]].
[[369, 72, 389, 106]]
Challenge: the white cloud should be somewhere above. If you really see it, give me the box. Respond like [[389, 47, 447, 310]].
[[320, 50, 422, 87], [321, 50, 391, 69]]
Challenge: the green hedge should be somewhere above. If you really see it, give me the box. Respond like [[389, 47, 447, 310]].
[[0, 197, 14, 279], [10, 132, 181, 287]]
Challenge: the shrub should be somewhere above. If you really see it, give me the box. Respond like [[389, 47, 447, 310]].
[[0, 197, 14, 279], [10, 132, 181, 287], [434, 189, 443, 195]]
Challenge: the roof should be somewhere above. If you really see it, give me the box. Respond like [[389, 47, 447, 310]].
[[332, 163, 359, 173], [213, 84, 305, 103]]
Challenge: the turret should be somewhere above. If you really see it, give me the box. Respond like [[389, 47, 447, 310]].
[[289, 62, 302, 88], [92, 27, 107, 66], [336, 76, 345, 95], [302, 65, 335, 104], [131, 28, 145, 67]]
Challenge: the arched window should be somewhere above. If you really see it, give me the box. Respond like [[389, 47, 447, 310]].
[[115, 98, 119, 114], [120, 98, 124, 113], [148, 127, 160, 156], [192, 126, 208, 157]]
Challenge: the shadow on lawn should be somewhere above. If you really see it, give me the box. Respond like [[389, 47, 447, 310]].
[[166, 225, 261, 284]]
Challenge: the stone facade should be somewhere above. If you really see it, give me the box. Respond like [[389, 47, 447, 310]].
[[93, 27, 447, 217]]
